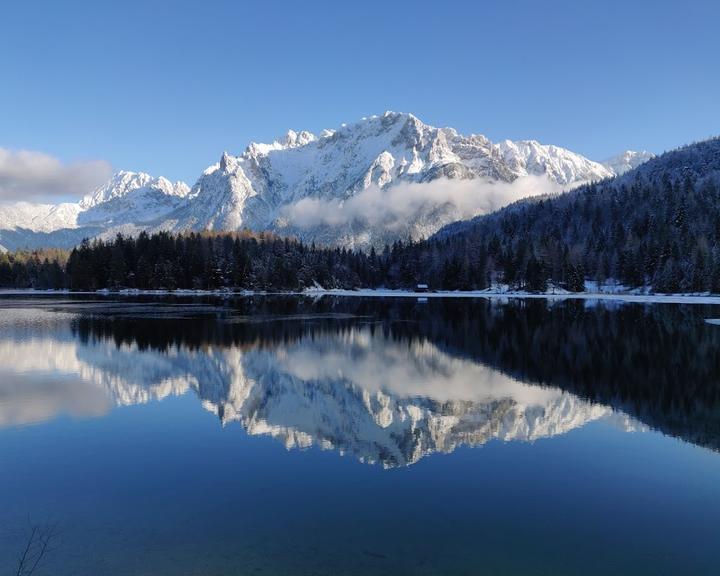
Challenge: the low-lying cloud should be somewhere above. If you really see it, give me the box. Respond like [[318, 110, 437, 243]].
[[281, 175, 573, 232], [0, 148, 112, 203]]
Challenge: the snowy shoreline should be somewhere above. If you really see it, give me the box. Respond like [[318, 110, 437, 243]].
[[3, 287, 720, 305], [301, 288, 720, 305]]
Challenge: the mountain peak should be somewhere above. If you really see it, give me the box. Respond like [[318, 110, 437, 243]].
[[382, 110, 418, 122], [219, 151, 234, 171], [281, 129, 315, 148], [79, 171, 155, 209], [73, 170, 191, 230], [243, 129, 317, 158], [0, 112, 656, 251]]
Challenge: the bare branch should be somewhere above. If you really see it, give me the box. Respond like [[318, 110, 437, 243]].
[[15, 523, 58, 576]]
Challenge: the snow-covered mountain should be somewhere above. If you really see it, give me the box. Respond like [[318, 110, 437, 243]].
[[0, 201, 81, 234], [0, 171, 191, 251], [78, 170, 190, 217], [602, 150, 655, 175], [166, 112, 617, 248], [0, 113, 651, 251]]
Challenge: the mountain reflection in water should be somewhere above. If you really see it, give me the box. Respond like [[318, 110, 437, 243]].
[[0, 297, 719, 466]]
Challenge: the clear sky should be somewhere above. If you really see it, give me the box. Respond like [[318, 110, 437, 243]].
[[1, 0, 718, 197]]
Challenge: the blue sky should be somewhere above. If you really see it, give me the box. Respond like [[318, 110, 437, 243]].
[[1, 0, 718, 197]]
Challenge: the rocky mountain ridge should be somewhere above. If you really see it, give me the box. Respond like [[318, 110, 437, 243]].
[[0, 112, 650, 251]]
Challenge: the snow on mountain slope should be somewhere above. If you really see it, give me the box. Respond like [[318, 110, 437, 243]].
[[164, 112, 616, 248], [0, 113, 652, 250], [602, 150, 655, 176], [78, 171, 190, 227], [0, 201, 81, 233], [497, 139, 614, 183], [79, 170, 190, 210], [0, 171, 190, 250]]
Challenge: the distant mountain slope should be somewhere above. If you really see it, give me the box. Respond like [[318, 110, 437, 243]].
[[78, 171, 191, 226], [0, 113, 650, 250], [0, 171, 190, 251], [602, 150, 655, 175], [430, 137, 720, 292]]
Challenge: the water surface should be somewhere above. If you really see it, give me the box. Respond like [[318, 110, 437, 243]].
[[1, 295, 719, 575]]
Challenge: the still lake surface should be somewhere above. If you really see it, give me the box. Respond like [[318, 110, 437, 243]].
[[1, 295, 719, 575]]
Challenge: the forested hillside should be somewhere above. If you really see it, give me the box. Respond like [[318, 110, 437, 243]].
[[0, 249, 68, 289], [427, 137, 720, 292]]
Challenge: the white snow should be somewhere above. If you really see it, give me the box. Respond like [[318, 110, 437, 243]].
[[302, 287, 720, 305], [0, 112, 647, 250], [602, 150, 655, 176], [0, 170, 191, 250], [3, 286, 720, 306], [497, 139, 613, 184], [165, 112, 620, 247], [0, 201, 82, 232], [79, 170, 190, 210]]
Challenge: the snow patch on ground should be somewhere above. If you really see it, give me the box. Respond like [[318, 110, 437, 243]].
[[302, 288, 720, 305], [3, 286, 720, 306]]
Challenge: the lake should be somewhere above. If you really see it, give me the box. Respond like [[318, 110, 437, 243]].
[[1, 295, 719, 575]]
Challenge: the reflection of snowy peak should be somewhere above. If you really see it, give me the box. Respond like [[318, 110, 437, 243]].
[[0, 113, 651, 251], [197, 334, 613, 467], [206, 356, 610, 467], [0, 330, 622, 467]]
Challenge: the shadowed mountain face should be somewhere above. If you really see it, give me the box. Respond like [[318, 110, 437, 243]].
[[1, 296, 718, 465]]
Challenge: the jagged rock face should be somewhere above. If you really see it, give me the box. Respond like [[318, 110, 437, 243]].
[[0, 112, 645, 251], [78, 171, 191, 227], [167, 112, 614, 247], [0, 327, 624, 467]]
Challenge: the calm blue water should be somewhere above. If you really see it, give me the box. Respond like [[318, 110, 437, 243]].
[[1, 296, 719, 575]]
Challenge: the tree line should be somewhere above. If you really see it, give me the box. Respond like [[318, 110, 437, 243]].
[[0, 249, 67, 289]]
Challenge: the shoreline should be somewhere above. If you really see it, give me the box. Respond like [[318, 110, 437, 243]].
[[2, 287, 720, 305], [301, 288, 720, 305]]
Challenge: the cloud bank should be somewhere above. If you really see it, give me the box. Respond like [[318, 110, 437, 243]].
[[0, 148, 112, 203], [281, 175, 573, 232]]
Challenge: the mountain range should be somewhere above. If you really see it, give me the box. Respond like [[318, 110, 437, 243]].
[[0, 112, 653, 252]]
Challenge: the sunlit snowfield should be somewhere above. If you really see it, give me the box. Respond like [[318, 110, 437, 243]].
[[1, 295, 719, 575]]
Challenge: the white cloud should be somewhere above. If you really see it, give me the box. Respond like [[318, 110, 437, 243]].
[[0, 148, 112, 203], [281, 175, 572, 231]]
